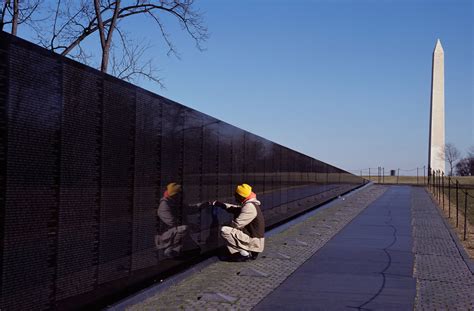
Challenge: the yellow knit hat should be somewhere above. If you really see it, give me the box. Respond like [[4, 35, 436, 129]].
[[167, 183, 182, 196], [235, 183, 252, 198]]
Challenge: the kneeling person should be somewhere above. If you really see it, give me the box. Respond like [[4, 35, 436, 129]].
[[215, 184, 265, 261]]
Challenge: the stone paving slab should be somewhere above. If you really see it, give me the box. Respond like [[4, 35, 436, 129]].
[[124, 185, 387, 311], [412, 187, 474, 310]]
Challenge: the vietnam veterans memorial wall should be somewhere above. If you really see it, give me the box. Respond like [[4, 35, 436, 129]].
[[0, 31, 365, 310]]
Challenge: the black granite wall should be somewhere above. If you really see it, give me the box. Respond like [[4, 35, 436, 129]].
[[0, 31, 365, 310]]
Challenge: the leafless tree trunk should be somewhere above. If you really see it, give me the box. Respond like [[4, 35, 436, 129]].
[[0, 2, 8, 32], [0, 0, 40, 34], [11, 0, 18, 35], [94, 0, 120, 73]]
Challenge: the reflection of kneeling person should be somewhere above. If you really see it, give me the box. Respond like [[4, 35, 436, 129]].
[[215, 184, 265, 261], [156, 183, 199, 258]]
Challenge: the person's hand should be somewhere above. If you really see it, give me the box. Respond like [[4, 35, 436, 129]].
[[212, 201, 226, 209], [197, 202, 212, 209]]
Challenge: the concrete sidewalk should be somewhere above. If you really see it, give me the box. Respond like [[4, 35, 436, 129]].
[[118, 185, 474, 310]]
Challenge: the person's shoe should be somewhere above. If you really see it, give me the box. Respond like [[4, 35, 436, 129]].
[[250, 252, 259, 260], [218, 252, 251, 262], [163, 248, 180, 258], [232, 253, 252, 262]]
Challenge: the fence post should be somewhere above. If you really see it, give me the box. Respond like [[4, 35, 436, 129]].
[[382, 167, 385, 184], [428, 168, 431, 190], [369, 168, 371, 181], [417, 167, 419, 185], [432, 169, 435, 191], [423, 166, 426, 185], [437, 171, 440, 201], [456, 179, 460, 228], [438, 170, 441, 202], [455, 180, 459, 220], [464, 191, 468, 241], [448, 177, 453, 225], [397, 168, 400, 184], [428, 170, 436, 194], [442, 172, 445, 210], [428, 167, 431, 188]]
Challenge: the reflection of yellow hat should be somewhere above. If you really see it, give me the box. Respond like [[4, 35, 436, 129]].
[[167, 183, 182, 196], [236, 183, 252, 198]]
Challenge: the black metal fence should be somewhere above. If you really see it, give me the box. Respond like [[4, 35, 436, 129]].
[[0, 32, 365, 310], [350, 167, 429, 185], [429, 169, 474, 241]]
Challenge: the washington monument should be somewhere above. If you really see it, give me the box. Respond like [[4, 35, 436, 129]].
[[428, 39, 445, 175]]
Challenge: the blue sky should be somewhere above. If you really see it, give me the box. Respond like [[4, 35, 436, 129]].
[[18, 0, 474, 173], [140, 0, 473, 173]]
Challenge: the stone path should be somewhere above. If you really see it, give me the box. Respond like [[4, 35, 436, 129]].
[[412, 187, 474, 310], [254, 186, 416, 310]]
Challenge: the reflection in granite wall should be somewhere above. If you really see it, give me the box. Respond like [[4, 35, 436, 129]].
[[0, 32, 366, 310]]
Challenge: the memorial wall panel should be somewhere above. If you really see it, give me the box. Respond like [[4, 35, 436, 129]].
[[182, 109, 204, 251], [216, 123, 233, 233], [0, 35, 7, 306], [200, 117, 219, 251], [98, 79, 135, 284], [232, 130, 245, 188], [244, 133, 257, 189], [262, 141, 273, 212], [131, 91, 161, 271], [2, 43, 61, 309], [279, 147, 289, 216], [272, 145, 282, 210], [287, 150, 296, 213], [217, 123, 233, 201], [56, 63, 101, 300]]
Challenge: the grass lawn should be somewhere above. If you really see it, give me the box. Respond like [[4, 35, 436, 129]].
[[437, 186, 474, 257], [439, 185, 474, 227], [363, 175, 474, 186]]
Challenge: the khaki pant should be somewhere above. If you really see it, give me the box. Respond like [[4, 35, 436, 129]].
[[221, 226, 264, 254], [155, 225, 189, 255]]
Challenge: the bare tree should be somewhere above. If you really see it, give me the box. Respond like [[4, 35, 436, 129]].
[[0, 0, 40, 35], [111, 28, 164, 85], [468, 145, 474, 158], [438, 143, 461, 176], [467, 146, 474, 176], [456, 158, 473, 176], [26, 0, 208, 86]]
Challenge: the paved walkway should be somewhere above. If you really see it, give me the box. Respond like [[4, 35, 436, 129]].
[[254, 186, 416, 310], [117, 185, 474, 310], [412, 187, 474, 309]]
